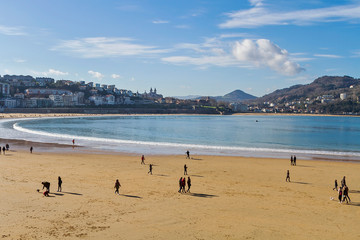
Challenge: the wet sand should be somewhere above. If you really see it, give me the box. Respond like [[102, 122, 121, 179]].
[[1, 148, 360, 239]]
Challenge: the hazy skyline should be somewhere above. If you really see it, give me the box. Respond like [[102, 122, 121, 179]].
[[0, 0, 359, 97]]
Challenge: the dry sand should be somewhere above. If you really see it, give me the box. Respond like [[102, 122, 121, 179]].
[[1, 148, 360, 240]]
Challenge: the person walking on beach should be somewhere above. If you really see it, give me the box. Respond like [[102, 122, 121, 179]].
[[58, 176, 62, 192], [341, 176, 346, 187], [178, 177, 183, 193], [141, 155, 145, 165], [30, 146, 33, 153], [343, 185, 351, 203], [42, 181, 50, 193], [181, 177, 186, 193], [338, 186, 343, 203], [184, 164, 188, 175], [148, 164, 153, 175], [186, 150, 190, 159], [72, 139, 75, 145], [333, 179, 338, 191], [187, 177, 191, 193], [293, 155, 297, 166], [6, 144, 9, 151], [2, 146, 5, 155], [290, 155, 293, 165], [286, 170, 290, 182], [114, 179, 121, 195]]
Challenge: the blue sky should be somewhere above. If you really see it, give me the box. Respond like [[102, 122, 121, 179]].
[[0, 0, 360, 97]]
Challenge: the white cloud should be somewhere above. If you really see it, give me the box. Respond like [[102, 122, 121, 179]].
[[13, 58, 26, 63], [249, 0, 263, 7], [219, 1, 360, 28], [52, 37, 168, 58], [219, 33, 254, 39], [314, 54, 342, 58], [88, 70, 104, 79], [175, 25, 191, 29], [0, 25, 26, 36], [232, 39, 304, 75], [162, 37, 304, 74], [152, 20, 169, 24], [32, 69, 69, 77], [111, 74, 121, 79]]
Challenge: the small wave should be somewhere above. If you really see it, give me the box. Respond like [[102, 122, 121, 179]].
[[12, 122, 360, 158]]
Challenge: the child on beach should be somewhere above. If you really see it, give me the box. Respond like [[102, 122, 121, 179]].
[[148, 164, 153, 175], [286, 170, 290, 182], [184, 164, 188, 175], [58, 176, 62, 192], [333, 179, 338, 191]]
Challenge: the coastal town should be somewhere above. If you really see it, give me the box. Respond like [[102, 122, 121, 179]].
[[0, 74, 359, 115], [0, 74, 228, 112]]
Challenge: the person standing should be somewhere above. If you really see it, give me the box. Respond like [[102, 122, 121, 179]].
[[141, 155, 145, 165], [114, 179, 121, 194], [58, 176, 62, 192], [186, 150, 190, 159], [293, 155, 297, 166], [148, 164, 153, 175], [30, 146, 33, 153], [286, 170, 290, 182], [290, 155, 293, 165], [187, 177, 191, 193], [72, 139, 75, 145], [184, 164, 188, 175], [2, 146, 5, 155]]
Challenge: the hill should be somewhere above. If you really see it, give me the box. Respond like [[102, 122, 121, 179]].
[[252, 76, 360, 104], [214, 89, 257, 102]]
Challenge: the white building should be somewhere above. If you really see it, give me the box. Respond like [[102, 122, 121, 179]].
[[340, 93, 347, 100], [49, 95, 64, 107]]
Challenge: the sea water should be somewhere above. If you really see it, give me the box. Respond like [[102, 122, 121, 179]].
[[1, 115, 360, 160]]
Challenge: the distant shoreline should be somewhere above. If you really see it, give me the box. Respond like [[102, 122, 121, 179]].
[[0, 112, 359, 119]]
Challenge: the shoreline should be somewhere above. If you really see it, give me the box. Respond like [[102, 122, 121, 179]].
[[1, 113, 360, 162]]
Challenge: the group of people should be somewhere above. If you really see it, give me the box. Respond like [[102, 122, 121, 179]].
[[0, 144, 10, 154], [290, 155, 297, 166], [334, 176, 351, 204], [41, 176, 62, 197], [178, 176, 191, 193]]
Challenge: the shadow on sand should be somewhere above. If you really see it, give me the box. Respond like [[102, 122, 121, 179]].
[[190, 192, 218, 198], [61, 191, 83, 196], [154, 174, 169, 177], [291, 181, 310, 185], [121, 194, 142, 199], [191, 175, 204, 178], [349, 190, 360, 194], [52, 193, 64, 196], [191, 158, 202, 160]]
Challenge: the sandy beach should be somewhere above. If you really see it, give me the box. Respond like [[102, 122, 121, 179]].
[[1, 147, 360, 240]]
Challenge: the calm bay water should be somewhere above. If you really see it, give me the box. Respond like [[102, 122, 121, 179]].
[[2, 115, 360, 159]]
